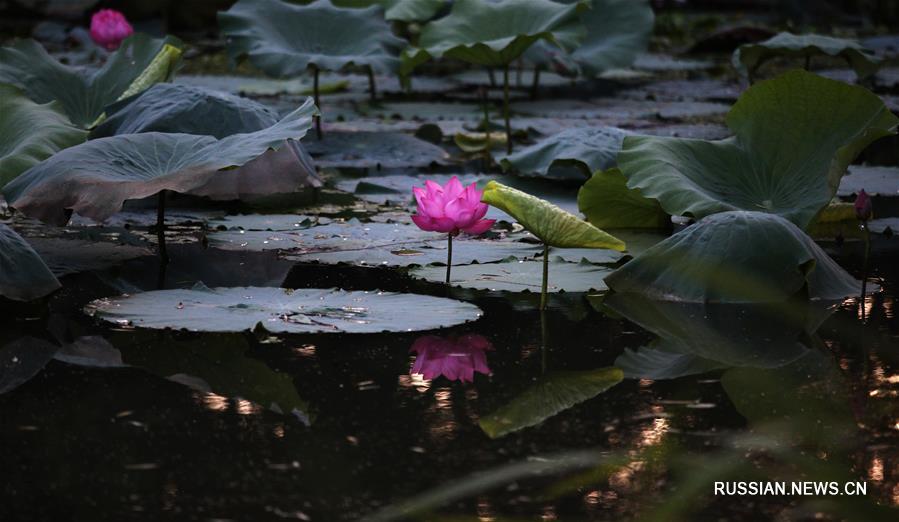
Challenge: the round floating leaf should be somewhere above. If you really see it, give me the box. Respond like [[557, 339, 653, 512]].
[[481, 180, 625, 250], [410, 257, 613, 292], [604, 211, 862, 303], [3, 100, 317, 225], [479, 367, 623, 438], [0, 34, 183, 128], [0, 84, 87, 187], [303, 131, 449, 169], [86, 286, 483, 333], [219, 0, 405, 76], [577, 168, 669, 229], [412, 0, 588, 68], [0, 224, 60, 302], [733, 32, 880, 80], [618, 70, 898, 230], [92, 83, 279, 138], [499, 127, 630, 179]]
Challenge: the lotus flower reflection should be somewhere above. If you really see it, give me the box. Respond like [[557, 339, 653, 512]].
[[90, 9, 134, 51], [412, 176, 496, 284], [410, 334, 492, 383]]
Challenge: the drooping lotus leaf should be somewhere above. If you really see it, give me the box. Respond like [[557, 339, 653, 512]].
[[525, 0, 654, 77], [733, 32, 880, 80], [479, 367, 623, 438], [3, 99, 317, 225], [380, 0, 446, 21], [0, 34, 183, 128], [617, 70, 898, 230], [85, 286, 483, 333], [409, 0, 588, 69], [91, 83, 279, 138], [410, 257, 613, 293], [0, 84, 87, 187], [481, 180, 626, 250], [604, 211, 862, 303], [499, 127, 630, 179], [219, 0, 405, 76], [0, 224, 61, 302], [577, 168, 669, 229], [614, 344, 726, 380]]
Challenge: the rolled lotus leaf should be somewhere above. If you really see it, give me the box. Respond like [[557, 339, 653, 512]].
[[3, 99, 318, 225], [617, 70, 898, 230], [0, 84, 87, 187], [0, 34, 183, 128], [604, 211, 862, 303], [733, 32, 880, 80], [219, 0, 405, 76], [410, 0, 588, 68], [577, 168, 669, 229], [0, 224, 60, 302], [481, 180, 625, 250]]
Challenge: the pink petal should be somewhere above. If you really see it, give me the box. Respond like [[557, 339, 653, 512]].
[[445, 176, 464, 200], [471, 202, 489, 221], [411, 214, 437, 231], [461, 219, 495, 236], [425, 180, 444, 197], [421, 197, 445, 219], [431, 217, 458, 233], [413, 186, 427, 207]]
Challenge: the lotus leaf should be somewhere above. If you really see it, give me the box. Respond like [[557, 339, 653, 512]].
[[85, 286, 483, 333], [733, 32, 880, 80], [577, 168, 669, 229], [0, 34, 183, 128], [3, 99, 317, 225], [0, 84, 87, 187], [0, 224, 61, 302], [479, 367, 623, 438], [499, 127, 630, 179], [604, 211, 862, 303], [617, 70, 898, 230], [481, 180, 625, 250], [302, 131, 450, 168]]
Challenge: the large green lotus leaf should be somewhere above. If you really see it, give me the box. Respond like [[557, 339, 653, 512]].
[[482, 180, 625, 250], [85, 286, 483, 333], [479, 367, 623, 438], [219, 0, 405, 76], [0, 224, 60, 302], [499, 127, 630, 179], [413, 0, 588, 68], [3, 99, 317, 225], [410, 256, 613, 292], [0, 84, 87, 187], [617, 70, 898, 230], [0, 34, 183, 128], [604, 211, 862, 303], [577, 168, 669, 229], [338, 0, 445, 21], [733, 32, 880, 80], [91, 83, 279, 138], [525, 0, 654, 77]]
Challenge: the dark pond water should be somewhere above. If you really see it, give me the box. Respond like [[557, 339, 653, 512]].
[[1, 240, 897, 522]]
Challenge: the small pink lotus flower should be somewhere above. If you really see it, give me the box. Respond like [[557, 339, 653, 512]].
[[855, 189, 873, 221], [410, 334, 492, 383], [90, 9, 133, 51], [412, 176, 495, 236]]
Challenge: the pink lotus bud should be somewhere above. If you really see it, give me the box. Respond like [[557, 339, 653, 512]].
[[90, 9, 133, 51], [855, 189, 873, 221], [411, 176, 496, 236], [409, 334, 492, 383]]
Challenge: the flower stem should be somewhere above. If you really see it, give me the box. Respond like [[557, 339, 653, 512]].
[[313, 64, 322, 140], [861, 221, 870, 317], [503, 63, 512, 154], [540, 243, 548, 311], [446, 233, 453, 285]]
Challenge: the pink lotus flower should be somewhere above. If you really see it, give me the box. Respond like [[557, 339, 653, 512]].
[[412, 177, 495, 236], [90, 9, 133, 51], [855, 189, 873, 221], [410, 334, 492, 383]]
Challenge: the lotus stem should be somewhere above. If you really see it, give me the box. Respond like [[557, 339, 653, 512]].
[[516, 58, 523, 86], [481, 87, 490, 150], [531, 66, 541, 100], [312, 64, 322, 140], [804, 55, 811, 71], [156, 190, 169, 266], [446, 233, 453, 285], [861, 221, 870, 316], [540, 308, 547, 374], [503, 64, 512, 154], [367, 66, 377, 102], [487, 67, 496, 86], [540, 243, 548, 311]]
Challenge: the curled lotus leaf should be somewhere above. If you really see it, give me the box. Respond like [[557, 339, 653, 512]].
[[0, 224, 60, 302], [733, 32, 880, 80]]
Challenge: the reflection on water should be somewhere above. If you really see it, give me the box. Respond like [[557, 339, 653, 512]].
[[409, 334, 492, 383]]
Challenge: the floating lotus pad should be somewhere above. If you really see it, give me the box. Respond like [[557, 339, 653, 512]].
[[0, 224, 60, 302], [733, 32, 880, 80], [302, 131, 450, 169], [410, 257, 613, 292], [86, 286, 483, 333], [0, 34, 183, 128], [838, 165, 899, 197], [25, 238, 153, 277], [605, 211, 863, 303], [0, 84, 87, 186]]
